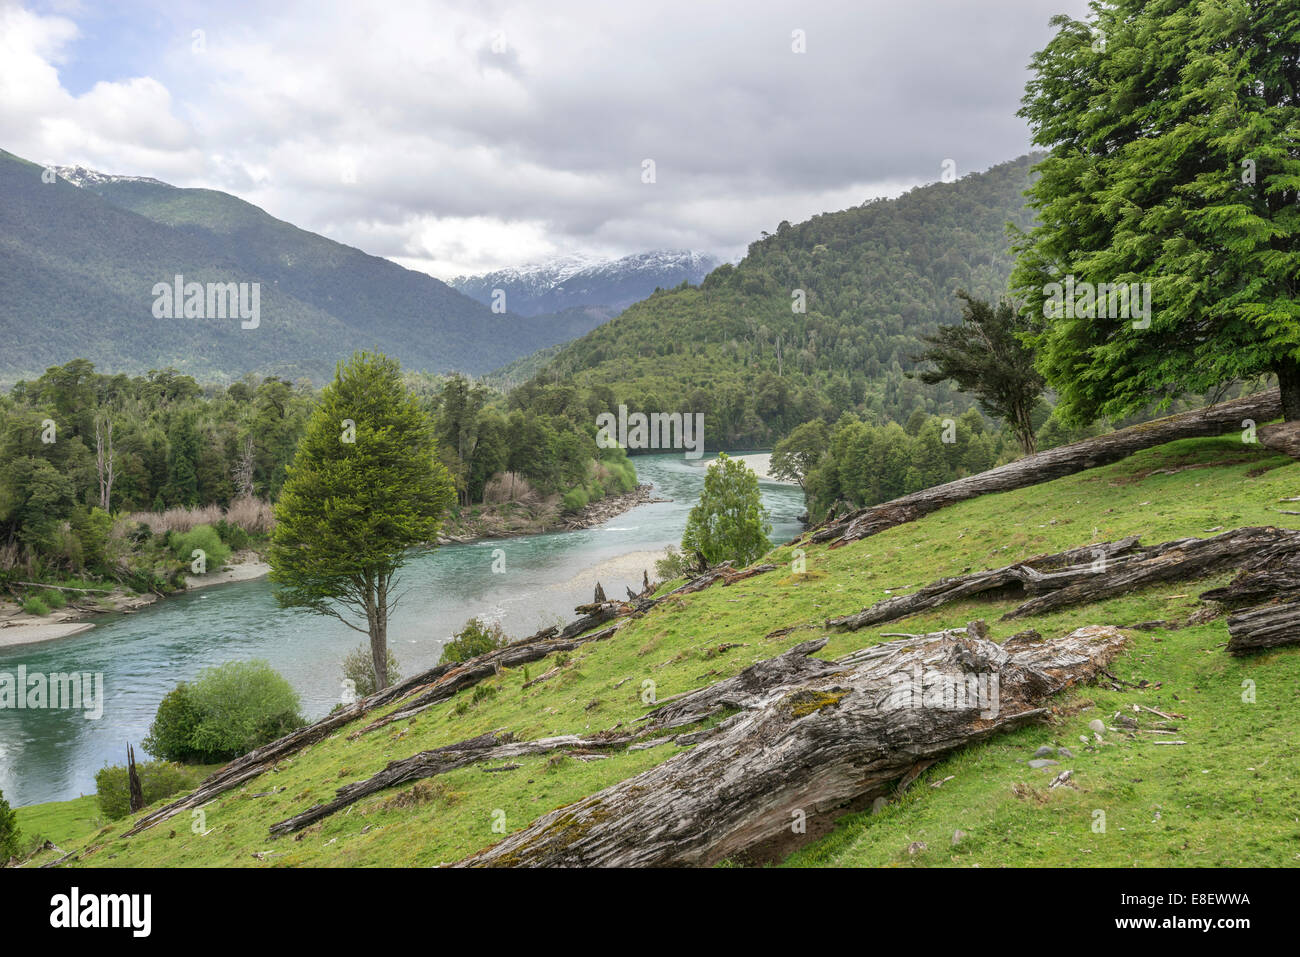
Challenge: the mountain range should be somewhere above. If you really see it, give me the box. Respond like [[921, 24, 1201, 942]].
[[451, 250, 719, 317], [0, 150, 619, 385]]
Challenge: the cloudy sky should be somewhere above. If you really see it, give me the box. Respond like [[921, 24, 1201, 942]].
[[2, 0, 1089, 280]]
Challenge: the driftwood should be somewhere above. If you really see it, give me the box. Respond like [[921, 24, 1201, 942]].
[[455, 623, 1129, 867], [808, 389, 1282, 547], [1226, 601, 1300, 655], [826, 527, 1300, 630]]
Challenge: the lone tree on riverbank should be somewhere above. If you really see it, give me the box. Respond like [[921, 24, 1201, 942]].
[[682, 454, 772, 569], [269, 352, 454, 691], [1013, 1, 1300, 423]]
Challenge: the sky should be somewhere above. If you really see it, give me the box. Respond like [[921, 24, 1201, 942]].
[[1, 0, 1091, 280]]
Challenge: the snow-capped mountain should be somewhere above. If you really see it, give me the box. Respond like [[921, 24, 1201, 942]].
[[51, 165, 170, 189], [451, 249, 720, 316]]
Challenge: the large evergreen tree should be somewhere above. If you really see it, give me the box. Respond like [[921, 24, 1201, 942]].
[[269, 352, 454, 690], [1013, 1, 1300, 423]]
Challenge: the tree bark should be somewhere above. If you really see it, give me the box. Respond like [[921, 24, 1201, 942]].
[[1226, 601, 1300, 655], [127, 743, 144, 813], [808, 389, 1282, 546], [455, 623, 1129, 867], [1276, 358, 1300, 423]]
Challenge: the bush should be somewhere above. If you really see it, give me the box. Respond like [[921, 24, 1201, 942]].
[[93, 760, 204, 820], [143, 660, 305, 763], [655, 545, 693, 581], [341, 644, 401, 698], [170, 524, 231, 573], [440, 618, 509, 665], [142, 684, 203, 762], [0, 787, 19, 860], [214, 519, 251, 551], [38, 588, 66, 610], [22, 596, 50, 616], [561, 487, 589, 512]]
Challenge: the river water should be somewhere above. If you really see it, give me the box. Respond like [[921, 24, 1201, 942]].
[[0, 454, 804, 806]]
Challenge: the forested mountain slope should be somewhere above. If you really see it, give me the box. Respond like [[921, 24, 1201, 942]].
[[531, 155, 1041, 447]]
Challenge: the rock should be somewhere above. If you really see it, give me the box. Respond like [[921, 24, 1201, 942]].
[[907, 841, 928, 855], [1088, 719, 1106, 733], [1033, 745, 1055, 758], [871, 796, 889, 815], [1058, 747, 1074, 759], [951, 830, 966, 846], [1027, 758, 1060, 769]]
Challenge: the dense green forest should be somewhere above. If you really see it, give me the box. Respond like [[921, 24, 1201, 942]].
[[530, 155, 1042, 449], [0, 359, 634, 589]]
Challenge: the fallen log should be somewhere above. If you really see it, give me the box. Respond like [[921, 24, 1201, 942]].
[[826, 537, 1143, 631], [1226, 601, 1300, 655], [122, 615, 629, 837], [1004, 526, 1300, 620], [268, 729, 634, 836], [1259, 421, 1300, 460], [808, 389, 1281, 547], [348, 621, 625, 737], [826, 526, 1300, 631], [455, 622, 1129, 867]]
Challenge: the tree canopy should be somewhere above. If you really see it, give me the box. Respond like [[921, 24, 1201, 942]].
[[1013, 0, 1300, 422]]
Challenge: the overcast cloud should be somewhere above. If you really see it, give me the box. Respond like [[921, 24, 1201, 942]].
[[1, 0, 1091, 279]]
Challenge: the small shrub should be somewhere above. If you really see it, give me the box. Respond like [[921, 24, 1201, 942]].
[[655, 545, 693, 581], [341, 645, 401, 698], [561, 487, 589, 512], [38, 588, 67, 610], [143, 660, 304, 763], [170, 524, 232, 572], [22, 596, 50, 616], [0, 787, 19, 860], [93, 761, 204, 820], [439, 618, 509, 665], [214, 519, 251, 551]]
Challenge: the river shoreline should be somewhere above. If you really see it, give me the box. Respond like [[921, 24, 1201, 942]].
[[0, 483, 667, 649], [438, 482, 666, 544]]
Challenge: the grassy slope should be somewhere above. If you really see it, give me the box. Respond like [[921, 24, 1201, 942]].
[[28, 435, 1300, 867]]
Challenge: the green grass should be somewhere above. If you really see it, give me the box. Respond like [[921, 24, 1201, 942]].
[[15, 795, 103, 851], [21, 435, 1300, 868]]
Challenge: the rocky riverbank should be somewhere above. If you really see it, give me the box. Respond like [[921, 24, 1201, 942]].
[[439, 483, 666, 543]]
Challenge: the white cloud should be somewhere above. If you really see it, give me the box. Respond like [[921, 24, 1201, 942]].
[[0, 0, 1091, 278]]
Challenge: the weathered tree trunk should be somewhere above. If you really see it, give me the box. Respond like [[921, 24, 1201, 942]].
[[1005, 526, 1300, 620], [1226, 601, 1300, 655], [268, 730, 633, 836], [455, 623, 1129, 867], [826, 537, 1142, 631], [1276, 359, 1300, 423], [808, 389, 1281, 546], [1259, 421, 1300, 460], [825, 527, 1300, 630], [127, 743, 144, 813]]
